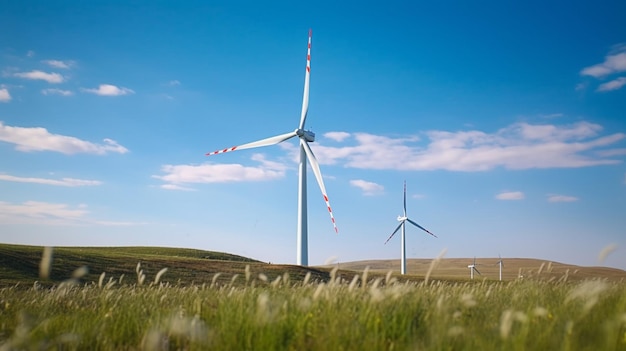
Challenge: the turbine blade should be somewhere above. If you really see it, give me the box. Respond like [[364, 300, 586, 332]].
[[406, 218, 437, 238], [301, 139, 338, 233], [205, 131, 297, 156], [474, 267, 482, 275], [298, 29, 312, 130], [403, 180, 407, 216], [384, 222, 404, 244]]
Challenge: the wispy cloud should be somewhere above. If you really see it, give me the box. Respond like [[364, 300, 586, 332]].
[[495, 191, 525, 200], [0, 88, 10, 102], [0, 200, 145, 226], [42, 88, 73, 96], [324, 132, 351, 142], [160, 184, 195, 191], [0, 121, 129, 155], [82, 84, 134, 96], [154, 154, 287, 189], [595, 148, 626, 157], [597, 77, 626, 92], [311, 121, 625, 171], [547, 194, 579, 203], [41, 59, 75, 69], [349, 179, 384, 196], [14, 70, 64, 83], [0, 174, 102, 187], [0, 201, 89, 225], [165, 80, 181, 86], [581, 45, 626, 78]]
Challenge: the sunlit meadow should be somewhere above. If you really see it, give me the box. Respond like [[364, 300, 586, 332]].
[[1, 261, 625, 350]]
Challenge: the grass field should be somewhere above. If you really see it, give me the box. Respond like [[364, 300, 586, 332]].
[[1, 244, 625, 350]]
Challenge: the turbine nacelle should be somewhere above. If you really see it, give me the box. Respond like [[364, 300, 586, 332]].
[[397, 215, 407, 222], [295, 128, 315, 142]]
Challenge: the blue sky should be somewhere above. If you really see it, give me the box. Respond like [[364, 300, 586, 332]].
[[1, 1, 625, 270]]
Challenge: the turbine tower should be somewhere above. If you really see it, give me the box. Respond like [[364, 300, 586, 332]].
[[468, 257, 481, 280], [384, 181, 436, 275], [205, 30, 337, 266], [496, 255, 504, 281]]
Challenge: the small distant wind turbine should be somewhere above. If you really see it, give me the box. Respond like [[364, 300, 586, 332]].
[[205, 30, 337, 267], [384, 181, 436, 275], [468, 257, 481, 280], [496, 255, 504, 281]]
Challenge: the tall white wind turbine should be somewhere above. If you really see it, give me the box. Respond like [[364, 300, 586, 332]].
[[497, 255, 504, 281], [468, 257, 481, 280], [384, 181, 436, 275], [205, 30, 337, 267]]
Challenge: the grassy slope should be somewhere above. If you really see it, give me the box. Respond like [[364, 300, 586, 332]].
[[1, 243, 624, 287], [331, 257, 626, 281], [0, 244, 330, 287]]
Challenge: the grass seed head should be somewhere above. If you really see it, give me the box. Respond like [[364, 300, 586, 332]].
[[154, 268, 168, 285], [39, 246, 54, 280]]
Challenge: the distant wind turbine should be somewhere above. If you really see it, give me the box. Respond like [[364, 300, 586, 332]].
[[205, 29, 337, 266], [496, 255, 504, 281], [468, 257, 481, 280], [384, 181, 436, 275]]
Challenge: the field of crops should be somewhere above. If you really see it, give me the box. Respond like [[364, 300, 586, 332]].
[[1, 263, 625, 350]]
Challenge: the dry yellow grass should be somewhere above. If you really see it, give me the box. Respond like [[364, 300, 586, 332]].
[[328, 257, 626, 282]]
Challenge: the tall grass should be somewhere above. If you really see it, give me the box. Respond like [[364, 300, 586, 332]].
[[1, 266, 625, 350]]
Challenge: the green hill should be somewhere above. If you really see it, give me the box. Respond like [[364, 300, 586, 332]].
[[1, 243, 624, 287], [0, 244, 330, 287]]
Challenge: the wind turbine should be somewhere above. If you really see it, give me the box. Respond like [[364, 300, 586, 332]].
[[496, 255, 504, 281], [205, 30, 337, 267], [468, 257, 481, 280], [384, 181, 436, 275]]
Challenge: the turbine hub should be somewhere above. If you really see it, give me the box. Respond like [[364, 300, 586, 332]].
[[397, 216, 407, 221]]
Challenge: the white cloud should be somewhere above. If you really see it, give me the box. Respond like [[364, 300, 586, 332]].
[[165, 80, 181, 86], [0, 88, 10, 102], [597, 77, 626, 92], [581, 50, 626, 78], [0, 121, 129, 155], [310, 121, 625, 171], [82, 84, 134, 96], [0, 200, 145, 226], [324, 131, 351, 142], [42, 88, 73, 96], [349, 179, 384, 196], [547, 194, 579, 203], [42, 59, 74, 69], [595, 148, 626, 157], [0, 174, 102, 187], [160, 184, 196, 191], [0, 201, 88, 225], [154, 154, 288, 188], [14, 70, 64, 83], [495, 191, 524, 200]]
